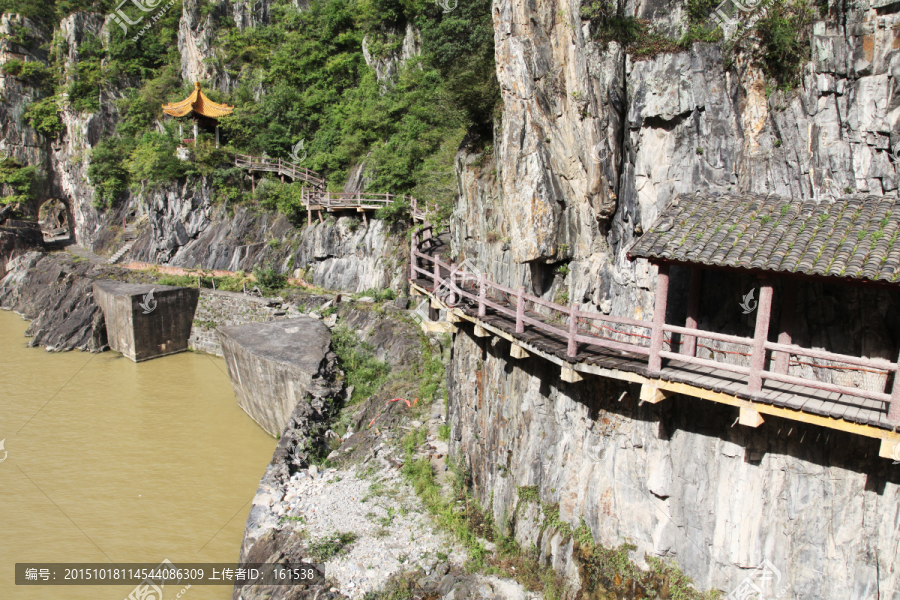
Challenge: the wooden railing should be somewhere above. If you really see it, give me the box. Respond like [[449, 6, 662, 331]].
[[409, 239, 900, 425], [410, 241, 653, 361], [303, 188, 415, 210], [235, 153, 325, 188]]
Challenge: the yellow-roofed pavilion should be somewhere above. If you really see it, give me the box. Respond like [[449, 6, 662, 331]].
[[161, 82, 233, 147]]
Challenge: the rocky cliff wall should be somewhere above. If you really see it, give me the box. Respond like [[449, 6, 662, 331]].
[[0, 252, 107, 351], [444, 0, 900, 597], [120, 181, 408, 292], [447, 323, 900, 598]]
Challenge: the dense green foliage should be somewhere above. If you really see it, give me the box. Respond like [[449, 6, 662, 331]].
[[24, 0, 497, 219], [752, 0, 814, 90], [0, 0, 115, 25], [0, 156, 37, 205], [331, 324, 392, 405], [215, 0, 497, 220], [24, 96, 63, 136]]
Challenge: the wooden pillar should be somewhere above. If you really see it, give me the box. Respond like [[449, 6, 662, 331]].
[[682, 267, 702, 357], [433, 260, 440, 293], [748, 280, 774, 393], [515, 287, 525, 334], [215, 125, 220, 148], [888, 386, 900, 425], [448, 265, 457, 305], [773, 279, 796, 374], [478, 273, 486, 317], [567, 302, 579, 358], [193, 120, 198, 143], [409, 231, 417, 280], [648, 263, 670, 374], [251, 172, 255, 193]]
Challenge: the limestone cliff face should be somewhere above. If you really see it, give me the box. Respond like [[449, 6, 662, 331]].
[[118, 179, 407, 292], [460, 0, 900, 322], [448, 326, 900, 598], [178, 0, 270, 91], [446, 0, 900, 596], [0, 15, 50, 180]]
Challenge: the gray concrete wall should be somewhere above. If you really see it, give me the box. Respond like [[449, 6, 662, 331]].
[[93, 281, 199, 362], [217, 318, 331, 436]]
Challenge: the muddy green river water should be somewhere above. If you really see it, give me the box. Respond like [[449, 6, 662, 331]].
[[0, 310, 277, 599]]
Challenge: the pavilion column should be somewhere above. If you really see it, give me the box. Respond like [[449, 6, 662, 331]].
[[648, 263, 670, 374], [681, 267, 702, 357], [773, 279, 796, 374], [193, 120, 198, 144], [748, 279, 774, 394], [215, 125, 220, 148]]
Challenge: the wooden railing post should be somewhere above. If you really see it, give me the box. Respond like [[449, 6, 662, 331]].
[[567, 303, 578, 358], [774, 279, 796, 374], [448, 265, 457, 305], [890, 357, 900, 425], [478, 273, 486, 317], [682, 267, 702, 357], [433, 260, 440, 293], [748, 280, 774, 394], [409, 231, 417, 280], [648, 263, 670, 374], [516, 288, 525, 334]]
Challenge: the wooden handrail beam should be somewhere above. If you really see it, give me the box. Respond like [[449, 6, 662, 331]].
[[763, 340, 898, 372]]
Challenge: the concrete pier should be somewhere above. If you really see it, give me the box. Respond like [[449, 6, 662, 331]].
[[217, 317, 331, 436], [93, 281, 199, 362]]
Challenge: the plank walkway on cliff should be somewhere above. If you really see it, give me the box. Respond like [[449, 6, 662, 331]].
[[234, 154, 430, 223], [408, 205, 900, 456]]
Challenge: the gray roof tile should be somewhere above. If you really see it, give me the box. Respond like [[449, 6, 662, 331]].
[[626, 192, 900, 284]]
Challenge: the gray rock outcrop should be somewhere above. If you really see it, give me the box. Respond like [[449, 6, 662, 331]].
[[0, 252, 107, 351], [447, 323, 900, 599]]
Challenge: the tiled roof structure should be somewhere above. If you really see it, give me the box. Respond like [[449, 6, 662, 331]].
[[627, 193, 900, 284], [161, 82, 234, 118]]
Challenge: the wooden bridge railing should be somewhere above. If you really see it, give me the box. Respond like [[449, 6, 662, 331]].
[[303, 188, 416, 210], [235, 153, 326, 188], [409, 239, 900, 425], [410, 242, 653, 361]]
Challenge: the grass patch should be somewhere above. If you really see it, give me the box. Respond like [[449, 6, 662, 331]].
[[437, 423, 450, 441], [331, 324, 391, 405], [307, 531, 358, 562]]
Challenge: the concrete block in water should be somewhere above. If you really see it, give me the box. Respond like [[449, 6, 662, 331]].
[[217, 317, 331, 436], [92, 281, 199, 362]]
